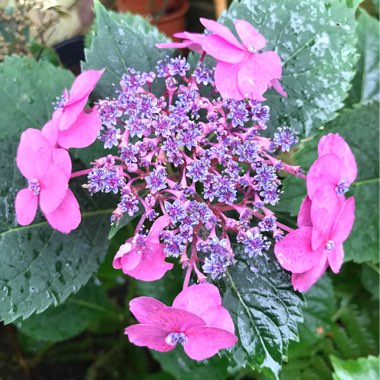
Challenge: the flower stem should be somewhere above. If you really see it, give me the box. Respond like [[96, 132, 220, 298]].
[[70, 168, 92, 178]]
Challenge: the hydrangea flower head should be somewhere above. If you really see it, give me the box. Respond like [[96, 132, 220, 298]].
[[125, 283, 237, 360]]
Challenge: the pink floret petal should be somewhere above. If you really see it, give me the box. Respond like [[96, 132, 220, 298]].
[[172, 283, 222, 316], [297, 196, 312, 227], [291, 257, 329, 293], [274, 227, 320, 273], [202, 34, 246, 63], [125, 324, 175, 352], [198, 306, 235, 334], [41, 118, 59, 147], [199, 17, 244, 50], [328, 243, 345, 274], [129, 296, 166, 324], [15, 188, 38, 226], [306, 154, 341, 199], [57, 108, 102, 149], [184, 326, 238, 361], [44, 189, 81, 234], [215, 60, 245, 100], [16, 128, 53, 179], [112, 239, 142, 272], [318, 134, 357, 183], [234, 19, 266, 51], [330, 196, 356, 244]]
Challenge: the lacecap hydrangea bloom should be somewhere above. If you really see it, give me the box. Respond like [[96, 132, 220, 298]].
[[14, 18, 356, 360]]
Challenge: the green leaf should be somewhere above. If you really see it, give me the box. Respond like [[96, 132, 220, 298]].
[[83, 1, 172, 100], [277, 102, 380, 263], [361, 265, 380, 300], [221, 250, 304, 380], [347, 10, 380, 106], [0, 55, 74, 136], [288, 275, 335, 358], [151, 350, 230, 380], [222, 0, 358, 136], [330, 355, 380, 380], [16, 280, 118, 343], [108, 205, 143, 239], [0, 139, 114, 324]]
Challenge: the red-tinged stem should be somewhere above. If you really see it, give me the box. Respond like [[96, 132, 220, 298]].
[[70, 169, 92, 178]]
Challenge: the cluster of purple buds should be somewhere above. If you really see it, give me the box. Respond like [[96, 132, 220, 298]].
[[87, 54, 299, 280]]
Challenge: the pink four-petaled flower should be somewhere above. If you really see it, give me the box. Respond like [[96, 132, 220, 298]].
[[15, 129, 81, 233], [113, 215, 174, 281], [42, 69, 104, 149], [125, 283, 238, 360]]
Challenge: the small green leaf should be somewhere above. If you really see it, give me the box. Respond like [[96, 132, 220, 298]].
[[330, 355, 380, 380], [221, 250, 304, 380], [222, 0, 359, 136], [108, 205, 144, 239], [0, 55, 74, 136], [16, 280, 118, 343], [347, 10, 380, 106], [83, 1, 172, 100]]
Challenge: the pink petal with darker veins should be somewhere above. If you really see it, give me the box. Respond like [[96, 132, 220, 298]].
[[297, 196, 312, 227], [57, 108, 102, 149], [184, 326, 238, 361], [234, 19, 266, 51], [307, 154, 341, 199], [215, 61, 244, 100], [125, 324, 174, 352], [15, 188, 38, 226], [41, 118, 58, 147], [310, 186, 343, 251], [274, 227, 320, 273], [44, 189, 81, 233], [237, 51, 282, 101], [125, 242, 173, 281], [68, 69, 104, 105], [330, 197, 355, 244], [291, 255, 328, 292], [146, 307, 205, 332], [198, 306, 235, 333], [113, 239, 142, 272], [202, 35, 246, 63], [328, 243, 344, 274], [52, 148, 72, 180], [129, 296, 166, 324], [172, 283, 222, 316], [200, 18, 244, 49], [318, 133, 357, 183], [39, 165, 68, 214], [17, 129, 52, 179]]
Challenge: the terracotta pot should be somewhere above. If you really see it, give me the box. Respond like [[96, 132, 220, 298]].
[[152, 0, 189, 38], [116, 0, 177, 15], [116, 0, 189, 38]]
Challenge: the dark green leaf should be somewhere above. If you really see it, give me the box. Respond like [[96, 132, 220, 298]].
[[222, 0, 358, 136], [0, 139, 114, 324], [347, 10, 380, 106], [0, 55, 74, 137], [330, 355, 380, 380], [276, 103, 380, 263], [16, 280, 118, 343], [108, 205, 144, 239], [221, 250, 304, 379], [361, 265, 380, 300], [83, 0, 172, 100], [151, 350, 230, 380]]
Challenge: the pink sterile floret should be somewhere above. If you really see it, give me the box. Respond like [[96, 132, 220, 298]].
[[156, 32, 205, 53], [42, 69, 104, 149], [125, 283, 238, 360], [113, 215, 174, 281], [274, 186, 355, 292], [200, 18, 286, 101], [15, 129, 81, 233], [307, 133, 357, 199]]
